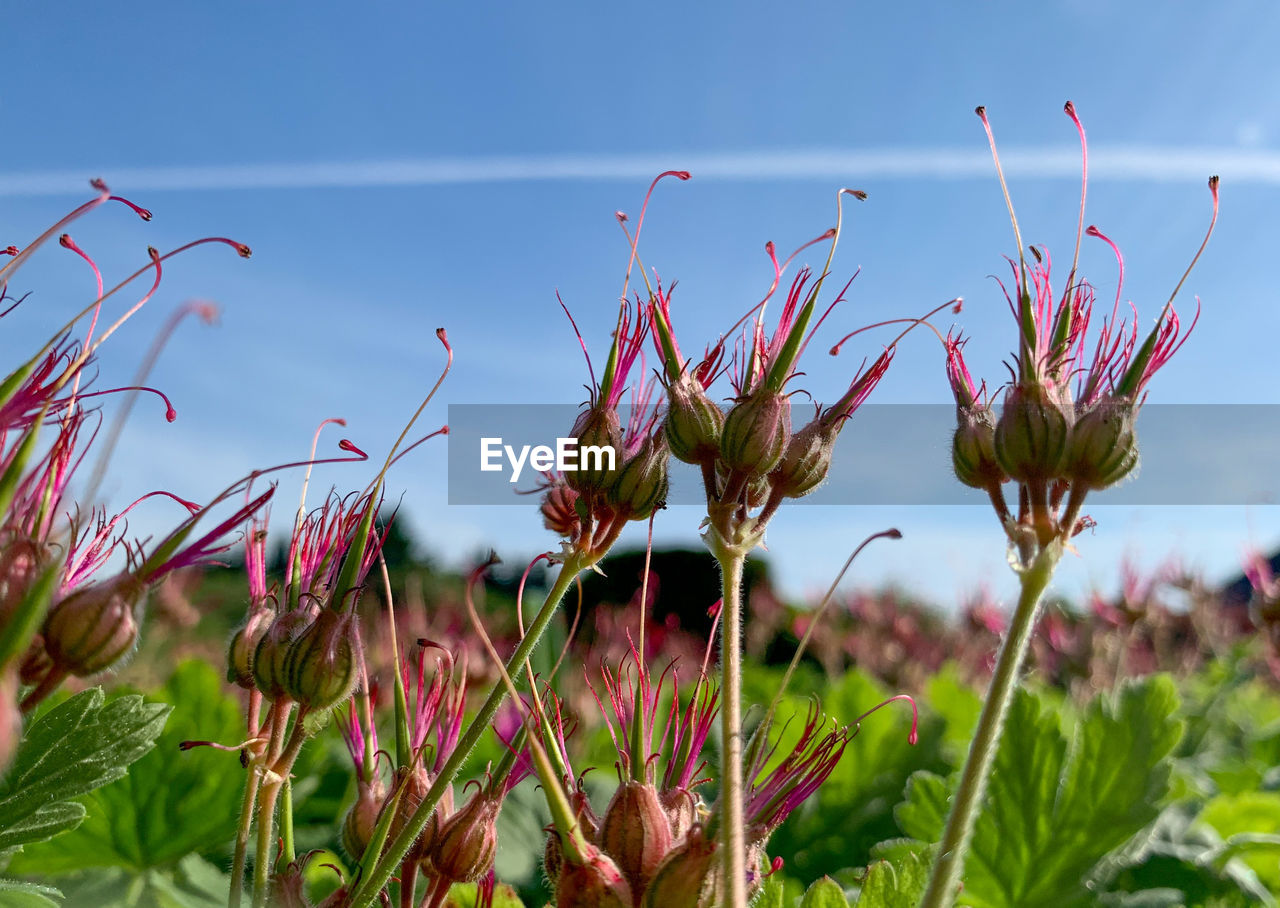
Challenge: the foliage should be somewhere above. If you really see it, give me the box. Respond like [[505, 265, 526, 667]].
[[9, 662, 242, 875]]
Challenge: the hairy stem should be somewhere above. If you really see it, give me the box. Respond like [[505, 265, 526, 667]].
[[228, 760, 262, 908], [345, 554, 585, 908], [716, 548, 748, 908], [919, 541, 1061, 908]]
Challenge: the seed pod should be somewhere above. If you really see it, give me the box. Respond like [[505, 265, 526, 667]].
[[720, 389, 791, 478], [608, 435, 669, 520], [283, 608, 359, 711], [771, 420, 836, 499], [952, 405, 1005, 489], [227, 604, 277, 689], [43, 573, 145, 676], [555, 846, 633, 908], [565, 406, 622, 493], [252, 609, 313, 700], [429, 790, 500, 884], [664, 376, 725, 466], [642, 824, 717, 908], [993, 384, 1071, 484], [341, 776, 387, 859], [659, 788, 699, 842], [1066, 398, 1138, 490], [598, 780, 672, 896]]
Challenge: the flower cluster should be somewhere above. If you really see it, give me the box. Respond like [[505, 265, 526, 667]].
[[946, 104, 1219, 554], [0, 183, 261, 764]]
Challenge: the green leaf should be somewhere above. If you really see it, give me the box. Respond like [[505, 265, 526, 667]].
[[0, 688, 169, 854], [8, 662, 244, 874], [1199, 791, 1280, 891], [855, 849, 930, 907], [0, 878, 62, 908], [923, 665, 982, 767], [755, 874, 788, 908], [896, 676, 1185, 908], [799, 876, 848, 908], [51, 855, 230, 908]]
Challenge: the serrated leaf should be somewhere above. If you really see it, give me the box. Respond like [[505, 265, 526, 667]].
[[896, 676, 1184, 908], [0, 802, 85, 851], [799, 876, 848, 908], [1199, 791, 1280, 891], [8, 662, 245, 874], [855, 849, 930, 907], [755, 875, 787, 908], [0, 688, 169, 854]]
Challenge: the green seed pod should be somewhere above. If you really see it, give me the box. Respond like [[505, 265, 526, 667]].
[[565, 406, 623, 493], [642, 824, 717, 908], [555, 846, 633, 908], [952, 406, 1005, 489], [598, 781, 672, 896], [1066, 398, 1138, 490], [664, 376, 725, 466], [227, 604, 276, 689], [993, 384, 1071, 484], [341, 777, 387, 860], [720, 389, 791, 478], [252, 608, 313, 700], [607, 435, 669, 520], [43, 573, 145, 676], [283, 608, 359, 711], [429, 790, 500, 884], [771, 419, 837, 499]]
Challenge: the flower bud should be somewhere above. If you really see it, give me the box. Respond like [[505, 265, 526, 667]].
[[429, 790, 500, 884], [953, 405, 1005, 489], [607, 435, 669, 520], [227, 604, 276, 689], [555, 846, 633, 908], [664, 376, 725, 466], [771, 420, 836, 499], [598, 780, 672, 896], [266, 865, 309, 908], [252, 609, 312, 700], [642, 824, 717, 908], [544, 828, 563, 889], [43, 573, 145, 676], [565, 406, 622, 493], [720, 389, 791, 477], [341, 776, 387, 859], [1066, 398, 1138, 490], [283, 608, 359, 711], [993, 384, 1071, 484]]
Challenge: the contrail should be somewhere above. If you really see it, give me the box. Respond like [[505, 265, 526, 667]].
[[0, 146, 1263, 197]]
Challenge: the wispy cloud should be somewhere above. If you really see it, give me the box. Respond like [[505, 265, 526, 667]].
[[0, 146, 1266, 196]]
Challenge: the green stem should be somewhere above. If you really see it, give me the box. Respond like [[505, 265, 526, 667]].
[[345, 554, 585, 908], [252, 779, 282, 908], [715, 548, 748, 908], [919, 541, 1061, 908], [280, 778, 294, 866], [228, 760, 261, 908]]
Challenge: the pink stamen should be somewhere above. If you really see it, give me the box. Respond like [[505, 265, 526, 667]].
[[855, 693, 919, 746]]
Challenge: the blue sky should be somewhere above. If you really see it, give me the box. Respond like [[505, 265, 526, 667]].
[[2, 2, 1278, 610]]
